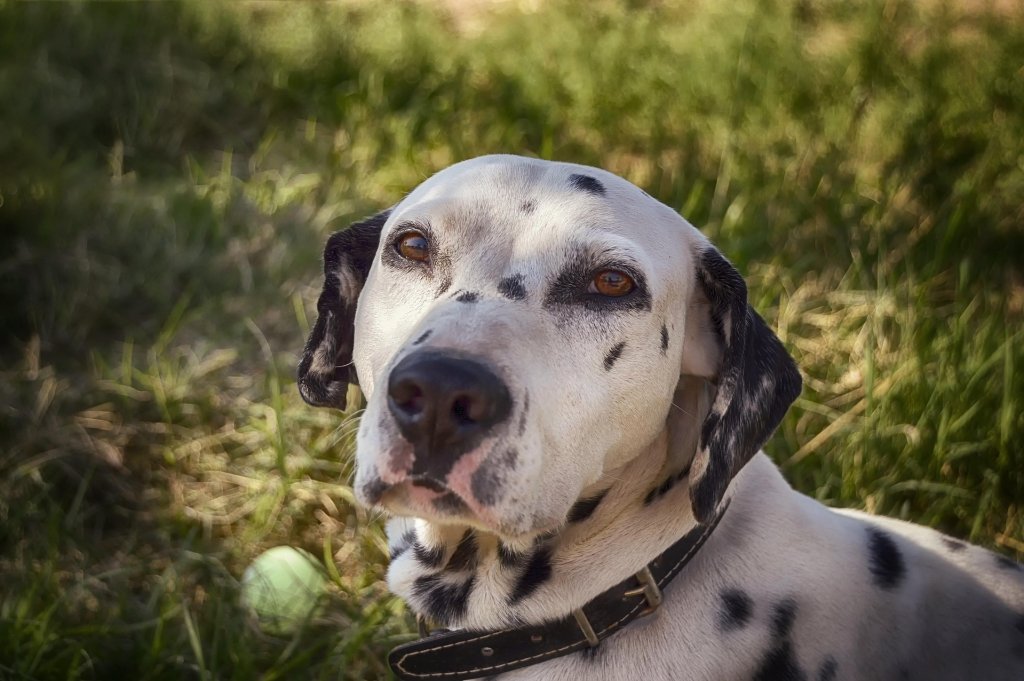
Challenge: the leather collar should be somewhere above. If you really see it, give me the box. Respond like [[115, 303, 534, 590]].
[[388, 500, 730, 680]]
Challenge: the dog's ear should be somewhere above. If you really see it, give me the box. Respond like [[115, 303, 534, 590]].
[[297, 210, 391, 410], [677, 245, 801, 523]]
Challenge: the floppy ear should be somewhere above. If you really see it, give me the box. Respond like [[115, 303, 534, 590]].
[[678, 245, 802, 523], [297, 210, 391, 410]]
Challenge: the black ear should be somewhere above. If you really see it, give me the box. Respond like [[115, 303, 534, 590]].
[[297, 210, 391, 410], [682, 246, 802, 523]]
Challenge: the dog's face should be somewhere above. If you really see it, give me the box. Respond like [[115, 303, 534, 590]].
[[298, 155, 800, 539], [351, 158, 697, 536]]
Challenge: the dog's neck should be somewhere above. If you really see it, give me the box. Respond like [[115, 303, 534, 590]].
[[385, 385, 710, 632]]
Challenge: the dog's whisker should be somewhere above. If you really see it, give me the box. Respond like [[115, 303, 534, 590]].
[[670, 400, 694, 417]]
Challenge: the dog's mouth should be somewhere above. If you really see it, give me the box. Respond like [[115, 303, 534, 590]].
[[407, 474, 448, 494], [368, 472, 504, 531], [360, 426, 518, 523]]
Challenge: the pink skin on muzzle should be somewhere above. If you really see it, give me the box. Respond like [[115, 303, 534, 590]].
[[375, 439, 501, 527]]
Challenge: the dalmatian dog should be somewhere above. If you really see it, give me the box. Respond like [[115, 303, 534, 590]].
[[298, 155, 1024, 680]]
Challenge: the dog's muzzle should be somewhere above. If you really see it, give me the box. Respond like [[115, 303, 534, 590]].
[[387, 350, 512, 482]]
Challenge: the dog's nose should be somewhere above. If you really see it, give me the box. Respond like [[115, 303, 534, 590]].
[[387, 351, 512, 467]]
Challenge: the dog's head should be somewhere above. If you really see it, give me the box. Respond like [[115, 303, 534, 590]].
[[298, 155, 800, 537]]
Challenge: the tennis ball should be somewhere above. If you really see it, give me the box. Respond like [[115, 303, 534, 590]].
[[241, 546, 327, 634]]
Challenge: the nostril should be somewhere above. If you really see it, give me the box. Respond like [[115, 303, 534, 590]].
[[450, 392, 495, 426], [451, 395, 476, 425], [392, 382, 426, 416]]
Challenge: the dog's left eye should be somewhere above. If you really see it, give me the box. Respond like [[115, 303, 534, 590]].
[[589, 269, 635, 297], [395, 231, 430, 263]]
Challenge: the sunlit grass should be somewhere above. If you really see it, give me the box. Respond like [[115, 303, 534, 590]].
[[1, 0, 1021, 678]]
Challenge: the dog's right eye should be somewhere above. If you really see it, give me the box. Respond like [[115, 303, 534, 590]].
[[589, 269, 635, 297], [395, 231, 430, 263]]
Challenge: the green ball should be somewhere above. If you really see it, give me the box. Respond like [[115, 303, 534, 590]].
[[241, 546, 327, 634]]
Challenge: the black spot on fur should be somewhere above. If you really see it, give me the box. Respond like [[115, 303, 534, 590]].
[[643, 464, 691, 505], [433, 492, 469, 515], [604, 342, 626, 370], [412, 541, 445, 568], [754, 641, 807, 681], [660, 323, 669, 353], [470, 448, 518, 506], [771, 599, 797, 638], [446, 530, 478, 572], [412, 574, 475, 625], [996, 554, 1022, 570], [718, 589, 753, 630], [413, 329, 432, 346], [497, 542, 527, 569], [455, 290, 479, 303], [521, 200, 536, 214], [567, 490, 608, 523], [498, 274, 527, 301], [818, 656, 838, 681], [941, 537, 967, 552], [753, 600, 806, 681], [567, 173, 606, 196], [360, 476, 388, 504], [470, 465, 503, 507], [390, 529, 417, 561], [644, 477, 675, 505], [509, 546, 552, 604], [436, 277, 452, 296], [867, 528, 906, 590]]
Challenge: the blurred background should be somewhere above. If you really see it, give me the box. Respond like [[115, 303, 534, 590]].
[[1, 0, 1022, 678]]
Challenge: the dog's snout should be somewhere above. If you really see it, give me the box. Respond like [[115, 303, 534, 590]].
[[387, 352, 512, 464]]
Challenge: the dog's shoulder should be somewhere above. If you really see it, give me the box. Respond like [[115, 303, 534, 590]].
[[833, 507, 1024, 608], [713, 458, 1024, 680]]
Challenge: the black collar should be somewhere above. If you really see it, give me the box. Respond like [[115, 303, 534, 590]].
[[388, 500, 730, 680]]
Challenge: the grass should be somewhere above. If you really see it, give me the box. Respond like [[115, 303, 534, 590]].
[[0, 0, 1022, 678]]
